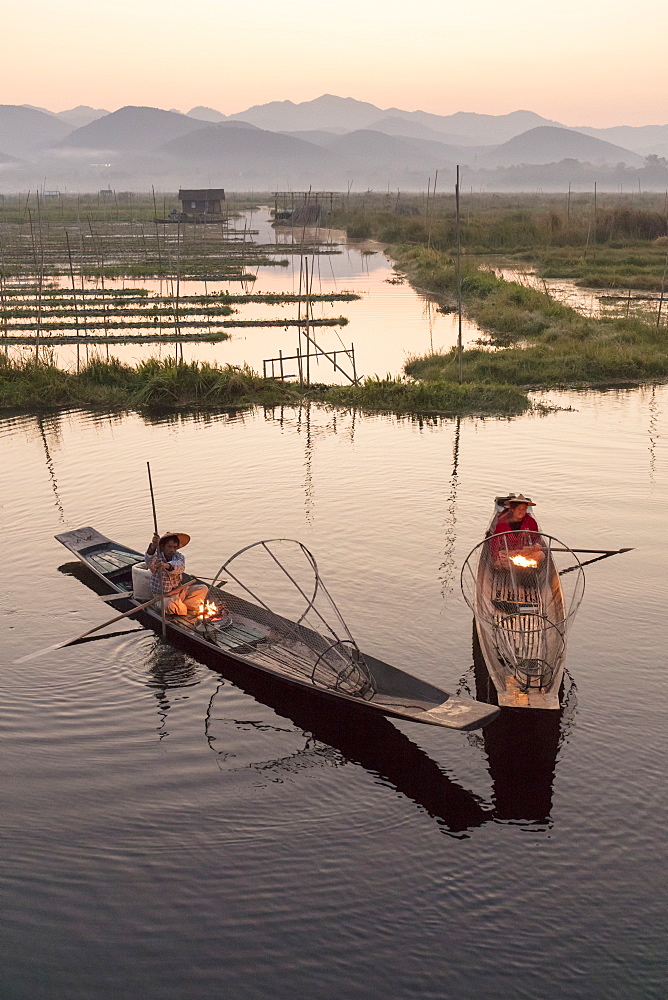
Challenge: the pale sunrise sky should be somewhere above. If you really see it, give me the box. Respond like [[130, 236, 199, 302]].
[[3, 0, 666, 126]]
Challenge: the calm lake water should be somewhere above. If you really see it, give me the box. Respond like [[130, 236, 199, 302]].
[[8, 210, 485, 381], [1, 380, 665, 999]]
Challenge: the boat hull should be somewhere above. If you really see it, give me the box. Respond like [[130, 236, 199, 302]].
[[474, 558, 566, 710], [461, 503, 583, 711], [56, 527, 500, 732]]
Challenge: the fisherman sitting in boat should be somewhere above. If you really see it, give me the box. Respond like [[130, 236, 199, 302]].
[[489, 494, 545, 570], [145, 531, 209, 615]]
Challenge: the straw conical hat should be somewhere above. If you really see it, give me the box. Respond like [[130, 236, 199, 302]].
[[504, 494, 536, 506], [159, 531, 190, 548]]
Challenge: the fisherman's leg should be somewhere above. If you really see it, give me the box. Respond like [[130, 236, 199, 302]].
[[163, 590, 187, 615], [182, 583, 209, 614]]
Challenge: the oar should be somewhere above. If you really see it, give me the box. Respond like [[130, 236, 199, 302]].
[[147, 460, 159, 536], [552, 547, 634, 555], [15, 594, 163, 663], [558, 547, 633, 576]]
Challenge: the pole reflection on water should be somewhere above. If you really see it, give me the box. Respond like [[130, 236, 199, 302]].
[[439, 415, 461, 597]]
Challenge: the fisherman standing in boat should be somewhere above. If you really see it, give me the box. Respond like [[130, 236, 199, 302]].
[[145, 531, 209, 615], [490, 494, 545, 569]]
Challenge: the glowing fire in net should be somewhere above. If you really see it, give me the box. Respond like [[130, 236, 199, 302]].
[[198, 600, 219, 619], [510, 554, 538, 568]]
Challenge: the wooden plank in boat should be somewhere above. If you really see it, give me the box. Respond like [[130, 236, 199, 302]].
[[168, 614, 266, 651], [213, 623, 266, 650]]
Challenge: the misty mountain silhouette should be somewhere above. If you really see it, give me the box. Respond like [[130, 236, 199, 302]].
[[479, 126, 645, 167], [155, 121, 333, 183], [0, 105, 73, 157], [187, 106, 228, 123], [57, 106, 110, 128], [0, 96, 664, 190], [55, 106, 203, 154]]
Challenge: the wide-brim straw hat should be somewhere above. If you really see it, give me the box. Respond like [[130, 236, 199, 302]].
[[159, 531, 190, 548], [504, 493, 536, 507]]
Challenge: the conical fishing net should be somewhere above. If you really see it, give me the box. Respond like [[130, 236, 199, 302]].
[[206, 539, 376, 699], [461, 532, 585, 691]]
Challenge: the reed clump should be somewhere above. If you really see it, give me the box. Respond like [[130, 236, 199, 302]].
[[0, 355, 530, 416], [330, 192, 668, 290], [325, 376, 529, 416]]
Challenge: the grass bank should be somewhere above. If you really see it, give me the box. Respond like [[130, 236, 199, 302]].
[[520, 243, 668, 291], [0, 356, 529, 417], [392, 246, 667, 387], [329, 193, 668, 291]]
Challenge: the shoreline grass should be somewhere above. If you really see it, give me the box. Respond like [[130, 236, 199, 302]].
[[329, 193, 668, 292], [0, 356, 530, 417], [383, 245, 668, 388]]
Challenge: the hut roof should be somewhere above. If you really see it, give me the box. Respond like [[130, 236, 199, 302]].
[[178, 188, 225, 201]]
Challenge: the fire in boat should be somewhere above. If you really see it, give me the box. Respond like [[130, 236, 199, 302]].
[[198, 599, 220, 619], [461, 495, 585, 710], [509, 554, 538, 569]]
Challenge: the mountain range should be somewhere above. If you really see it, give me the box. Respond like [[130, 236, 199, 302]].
[[1, 95, 666, 192]]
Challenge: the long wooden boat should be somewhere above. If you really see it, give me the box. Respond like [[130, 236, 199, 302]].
[[56, 527, 500, 732], [461, 499, 585, 710]]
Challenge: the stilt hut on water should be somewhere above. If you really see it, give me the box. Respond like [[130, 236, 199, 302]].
[[178, 188, 226, 220]]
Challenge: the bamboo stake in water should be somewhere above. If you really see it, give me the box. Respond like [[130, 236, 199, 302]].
[[657, 248, 668, 329], [65, 230, 81, 372], [427, 170, 438, 248], [35, 194, 45, 361], [455, 165, 463, 384]]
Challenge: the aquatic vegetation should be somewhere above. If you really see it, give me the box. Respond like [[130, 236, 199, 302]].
[[382, 246, 667, 388], [405, 318, 668, 387], [330, 192, 668, 290], [325, 376, 529, 416], [0, 355, 530, 416]]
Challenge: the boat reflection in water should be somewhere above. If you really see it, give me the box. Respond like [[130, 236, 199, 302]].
[[59, 559, 573, 836], [464, 627, 576, 827], [202, 668, 493, 838]]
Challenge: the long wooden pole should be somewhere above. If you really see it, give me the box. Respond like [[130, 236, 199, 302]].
[[15, 595, 163, 663], [657, 248, 667, 329], [552, 546, 632, 555], [65, 230, 81, 372], [455, 165, 463, 383], [146, 461, 166, 636], [147, 461, 158, 535]]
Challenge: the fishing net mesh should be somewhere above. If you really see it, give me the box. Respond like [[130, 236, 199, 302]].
[[206, 539, 376, 699], [461, 532, 585, 692]]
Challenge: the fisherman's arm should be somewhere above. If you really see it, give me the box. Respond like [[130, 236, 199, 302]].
[[146, 533, 160, 557]]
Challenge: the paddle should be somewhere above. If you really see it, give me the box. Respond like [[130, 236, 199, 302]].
[[558, 547, 633, 576], [14, 594, 163, 663], [552, 547, 634, 555]]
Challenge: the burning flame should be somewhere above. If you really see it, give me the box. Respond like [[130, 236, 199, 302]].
[[510, 554, 538, 568], [198, 600, 219, 619]]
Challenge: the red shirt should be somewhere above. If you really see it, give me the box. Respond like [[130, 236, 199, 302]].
[[489, 512, 540, 561]]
